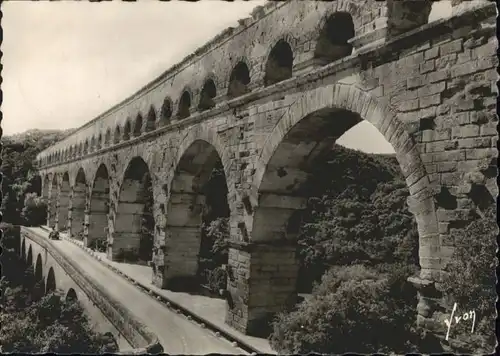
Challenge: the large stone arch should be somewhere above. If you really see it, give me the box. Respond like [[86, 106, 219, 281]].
[[225, 84, 438, 335], [48, 174, 58, 228], [111, 156, 154, 262], [152, 127, 232, 290], [252, 84, 437, 243], [42, 175, 50, 223], [71, 168, 88, 241], [168, 127, 233, 193], [89, 164, 110, 249], [58, 172, 71, 232]]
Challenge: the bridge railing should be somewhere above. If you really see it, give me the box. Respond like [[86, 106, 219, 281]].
[[21, 227, 164, 354]]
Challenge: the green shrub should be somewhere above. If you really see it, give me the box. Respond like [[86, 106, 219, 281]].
[[207, 266, 228, 293], [88, 237, 107, 253], [0, 223, 20, 251]]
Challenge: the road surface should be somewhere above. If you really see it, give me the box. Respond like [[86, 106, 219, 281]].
[[49, 238, 246, 355]]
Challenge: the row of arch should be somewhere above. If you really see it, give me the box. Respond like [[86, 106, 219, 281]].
[[22, 239, 79, 303], [37, 80, 445, 335], [39, 11, 357, 167]]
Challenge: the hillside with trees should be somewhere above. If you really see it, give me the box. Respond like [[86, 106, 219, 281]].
[[1, 128, 118, 353], [1, 129, 72, 225]]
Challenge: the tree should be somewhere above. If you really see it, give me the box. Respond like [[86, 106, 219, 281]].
[[1, 129, 69, 224], [269, 265, 420, 354], [21, 193, 47, 226]]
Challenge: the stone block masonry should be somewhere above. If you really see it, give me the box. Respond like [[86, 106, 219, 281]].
[[35, 0, 497, 347]]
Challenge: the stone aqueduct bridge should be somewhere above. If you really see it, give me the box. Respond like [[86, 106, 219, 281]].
[[35, 1, 497, 339]]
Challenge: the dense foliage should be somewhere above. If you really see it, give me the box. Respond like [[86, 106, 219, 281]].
[[439, 207, 497, 354], [269, 264, 420, 354], [198, 161, 230, 292], [21, 193, 48, 227], [1, 129, 70, 224], [0, 223, 118, 353]]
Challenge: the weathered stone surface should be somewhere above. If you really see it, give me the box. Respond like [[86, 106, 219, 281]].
[[35, 0, 497, 342]]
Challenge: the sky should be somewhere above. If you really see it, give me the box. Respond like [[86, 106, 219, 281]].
[[2, 0, 452, 154]]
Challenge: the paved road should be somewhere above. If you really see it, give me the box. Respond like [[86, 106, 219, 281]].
[[49, 238, 245, 355]]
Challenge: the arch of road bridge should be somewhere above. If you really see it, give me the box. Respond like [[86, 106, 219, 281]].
[[27, 244, 34, 268], [71, 168, 88, 242], [66, 288, 79, 303], [110, 156, 155, 263], [34, 253, 45, 300], [57, 172, 71, 232], [46, 266, 57, 295], [223, 83, 439, 336]]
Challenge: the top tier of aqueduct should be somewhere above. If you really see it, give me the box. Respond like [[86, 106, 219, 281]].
[[36, 0, 475, 165]]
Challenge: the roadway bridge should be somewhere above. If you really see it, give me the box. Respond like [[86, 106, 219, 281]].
[[20, 226, 252, 354], [34, 0, 497, 345]]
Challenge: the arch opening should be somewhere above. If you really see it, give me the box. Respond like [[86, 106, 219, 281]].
[[228, 61, 251, 99], [27, 246, 33, 267], [21, 238, 26, 260], [46, 267, 57, 294], [198, 79, 217, 112], [162, 140, 229, 292], [114, 126, 121, 144], [133, 114, 143, 137], [264, 40, 294, 87], [58, 173, 71, 232], [113, 157, 155, 264], [146, 106, 156, 132], [89, 164, 110, 252], [177, 91, 191, 120], [83, 140, 89, 155], [386, 0, 433, 37], [97, 134, 103, 150], [123, 121, 131, 141], [66, 288, 78, 303], [314, 12, 354, 63], [230, 105, 423, 338], [71, 169, 87, 241], [159, 97, 172, 127], [105, 129, 111, 146], [34, 254, 44, 300]]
